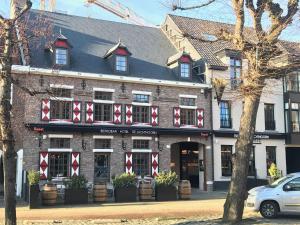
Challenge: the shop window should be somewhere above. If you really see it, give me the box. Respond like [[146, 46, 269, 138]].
[[50, 138, 70, 148], [132, 153, 151, 176], [266, 146, 276, 176], [133, 106, 149, 123], [221, 145, 232, 176], [181, 109, 195, 125], [133, 140, 150, 149], [264, 104, 276, 130], [220, 101, 231, 128], [94, 103, 112, 122], [95, 139, 111, 149], [49, 152, 70, 177], [94, 153, 110, 182]]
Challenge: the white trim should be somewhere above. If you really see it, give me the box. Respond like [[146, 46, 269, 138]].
[[179, 94, 197, 98], [132, 102, 151, 106], [11, 66, 211, 89], [93, 149, 114, 153], [132, 136, 152, 140], [180, 125, 198, 129], [93, 99, 115, 104], [50, 97, 73, 101], [48, 148, 73, 152], [179, 105, 197, 109], [49, 120, 73, 124], [93, 87, 115, 92], [132, 123, 152, 127], [132, 90, 152, 95], [48, 134, 73, 138], [93, 135, 114, 139], [50, 84, 74, 89], [132, 149, 152, 153]]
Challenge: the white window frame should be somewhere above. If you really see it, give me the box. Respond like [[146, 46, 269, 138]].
[[116, 55, 127, 72], [50, 84, 74, 89], [55, 48, 68, 65], [48, 148, 72, 152], [48, 134, 73, 139], [180, 63, 190, 78]]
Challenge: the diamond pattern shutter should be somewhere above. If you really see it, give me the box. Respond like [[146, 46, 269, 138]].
[[39, 152, 48, 180], [72, 101, 81, 123], [151, 106, 159, 126], [173, 107, 180, 127], [151, 152, 159, 177], [41, 99, 50, 121], [125, 104, 133, 125], [125, 152, 133, 174], [71, 152, 80, 176], [113, 104, 122, 124], [197, 108, 204, 128], [85, 102, 94, 123]]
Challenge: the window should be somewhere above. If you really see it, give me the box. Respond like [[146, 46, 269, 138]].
[[95, 139, 111, 149], [133, 140, 150, 149], [55, 48, 67, 65], [248, 146, 256, 176], [132, 153, 150, 176], [230, 58, 241, 89], [285, 72, 300, 92], [94, 153, 110, 182], [116, 55, 127, 72], [49, 152, 70, 177], [50, 101, 71, 120], [94, 103, 112, 121], [181, 109, 195, 125], [264, 104, 276, 130], [220, 101, 231, 128], [133, 94, 150, 103], [94, 91, 113, 101], [50, 138, 71, 148], [133, 106, 149, 123], [51, 88, 71, 98], [285, 178, 300, 191], [266, 146, 276, 176], [180, 97, 196, 106], [221, 145, 232, 176], [180, 63, 190, 78]]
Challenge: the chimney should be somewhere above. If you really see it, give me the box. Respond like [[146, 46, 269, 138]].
[[10, 0, 27, 19]]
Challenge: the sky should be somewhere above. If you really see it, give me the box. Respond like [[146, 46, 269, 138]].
[[1, 0, 300, 42]]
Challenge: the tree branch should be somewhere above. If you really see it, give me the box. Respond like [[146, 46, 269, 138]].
[[172, 0, 216, 11], [12, 0, 32, 23]]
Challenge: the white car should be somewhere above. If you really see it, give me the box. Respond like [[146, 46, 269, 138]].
[[246, 172, 300, 218]]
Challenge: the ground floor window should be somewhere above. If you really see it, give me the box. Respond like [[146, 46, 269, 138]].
[[49, 152, 70, 177], [94, 153, 110, 182], [248, 146, 256, 176], [132, 153, 150, 176], [266, 146, 276, 176], [221, 145, 232, 176]]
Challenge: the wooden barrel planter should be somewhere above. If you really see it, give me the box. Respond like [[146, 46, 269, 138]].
[[93, 184, 107, 202], [42, 184, 57, 206], [139, 183, 153, 201], [178, 180, 191, 200]]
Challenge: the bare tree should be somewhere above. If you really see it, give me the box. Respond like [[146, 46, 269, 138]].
[[173, 0, 299, 223]]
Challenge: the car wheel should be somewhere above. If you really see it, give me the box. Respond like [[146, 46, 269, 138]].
[[260, 201, 279, 219]]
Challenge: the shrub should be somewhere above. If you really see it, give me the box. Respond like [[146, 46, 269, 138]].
[[28, 170, 40, 186], [64, 175, 88, 189], [155, 171, 178, 187], [113, 173, 136, 188]]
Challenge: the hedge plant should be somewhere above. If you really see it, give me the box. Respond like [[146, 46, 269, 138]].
[[28, 170, 40, 186], [64, 175, 88, 189], [113, 173, 136, 188], [155, 171, 178, 187]]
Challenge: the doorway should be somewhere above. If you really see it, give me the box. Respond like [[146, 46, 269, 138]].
[[286, 147, 300, 174], [94, 153, 110, 183]]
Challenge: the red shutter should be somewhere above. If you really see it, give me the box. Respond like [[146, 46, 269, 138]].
[[125, 104, 133, 125], [151, 106, 159, 126], [125, 152, 133, 174], [41, 99, 50, 121], [197, 108, 204, 128], [113, 104, 122, 124], [151, 152, 159, 177], [173, 107, 181, 127], [72, 101, 81, 123], [85, 102, 94, 123], [39, 152, 48, 180], [71, 152, 80, 176]]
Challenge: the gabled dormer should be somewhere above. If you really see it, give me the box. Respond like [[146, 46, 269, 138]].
[[104, 40, 132, 74], [167, 51, 193, 79], [51, 32, 72, 68]]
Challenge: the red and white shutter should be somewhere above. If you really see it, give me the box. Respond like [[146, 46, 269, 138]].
[[173, 107, 181, 127], [72, 101, 81, 123], [71, 152, 80, 176], [125, 104, 133, 125], [39, 152, 48, 180], [125, 152, 133, 174], [85, 102, 94, 123], [151, 152, 159, 177], [151, 106, 159, 126], [113, 104, 122, 124], [41, 99, 50, 121], [197, 108, 204, 128]]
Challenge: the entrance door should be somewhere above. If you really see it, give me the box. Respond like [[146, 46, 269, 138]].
[[94, 153, 110, 183]]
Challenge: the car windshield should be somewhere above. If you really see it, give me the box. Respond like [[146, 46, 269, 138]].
[[268, 175, 294, 188]]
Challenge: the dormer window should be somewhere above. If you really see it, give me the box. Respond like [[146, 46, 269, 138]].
[[180, 63, 190, 78], [167, 51, 192, 79], [51, 32, 72, 68], [116, 55, 127, 72], [55, 48, 67, 65]]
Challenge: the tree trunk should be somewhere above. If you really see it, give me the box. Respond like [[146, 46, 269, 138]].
[[0, 22, 17, 225], [222, 93, 261, 223]]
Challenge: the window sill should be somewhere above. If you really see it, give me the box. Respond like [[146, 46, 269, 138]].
[[93, 100, 115, 104], [48, 148, 72, 152], [93, 121, 114, 125], [49, 120, 73, 124], [132, 102, 151, 106], [93, 149, 113, 153], [132, 123, 151, 127], [131, 149, 152, 153], [180, 125, 198, 129], [179, 105, 197, 109]]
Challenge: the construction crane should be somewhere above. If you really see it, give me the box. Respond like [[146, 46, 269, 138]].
[[40, 0, 56, 12], [86, 0, 155, 27]]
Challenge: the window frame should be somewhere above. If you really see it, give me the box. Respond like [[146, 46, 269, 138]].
[[180, 63, 191, 78], [50, 100, 72, 120], [94, 103, 113, 122], [48, 152, 70, 178], [132, 152, 151, 176], [180, 108, 196, 126], [55, 48, 68, 66], [264, 103, 276, 130], [116, 55, 127, 72], [221, 145, 233, 177], [132, 105, 150, 124], [266, 146, 276, 176], [220, 101, 232, 128], [230, 57, 242, 89], [248, 146, 256, 176], [94, 139, 112, 149]]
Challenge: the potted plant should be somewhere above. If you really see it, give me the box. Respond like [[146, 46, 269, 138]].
[[155, 171, 178, 201], [113, 173, 137, 202], [64, 175, 88, 204], [27, 170, 40, 209]]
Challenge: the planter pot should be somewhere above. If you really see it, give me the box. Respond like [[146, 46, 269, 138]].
[[29, 184, 40, 209], [65, 188, 88, 204], [42, 183, 57, 206], [114, 186, 137, 202], [155, 185, 177, 201]]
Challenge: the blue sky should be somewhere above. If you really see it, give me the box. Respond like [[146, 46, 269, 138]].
[[1, 0, 300, 41]]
